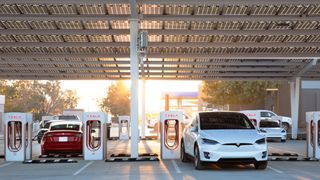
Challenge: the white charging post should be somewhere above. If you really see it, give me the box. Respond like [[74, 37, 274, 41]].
[[4, 113, 33, 161], [160, 111, 183, 159], [306, 111, 320, 159], [83, 112, 108, 160], [118, 116, 130, 140]]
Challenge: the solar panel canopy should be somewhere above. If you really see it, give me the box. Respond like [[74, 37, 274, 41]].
[[0, 0, 319, 80]]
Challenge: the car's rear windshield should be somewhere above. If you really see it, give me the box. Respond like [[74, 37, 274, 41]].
[[54, 115, 79, 120], [200, 112, 255, 130], [50, 124, 80, 131], [260, 120, 280, 128]]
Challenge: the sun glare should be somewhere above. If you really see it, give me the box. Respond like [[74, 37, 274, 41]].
[[61, 80, 201, 113]]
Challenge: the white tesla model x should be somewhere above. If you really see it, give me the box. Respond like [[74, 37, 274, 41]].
[[181, 111, 268, 170]]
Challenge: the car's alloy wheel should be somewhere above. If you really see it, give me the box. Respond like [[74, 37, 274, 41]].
[[194, 145, 204, 170], [180, 140, 188, 162], [282, 123, 289, 131]]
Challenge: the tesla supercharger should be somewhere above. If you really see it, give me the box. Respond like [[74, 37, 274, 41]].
[[306, 111, 320, 159], [83, 112, 108, 160], [4, 113, 33, 161], [118, 116, 130, 140], [160, 111, 183, 159]]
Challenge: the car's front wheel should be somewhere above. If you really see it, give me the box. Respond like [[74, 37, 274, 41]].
[[254, 161, 268, 170], [282, 123, 290, 131], [180, 140, 189, 162], [194, 145, 204, 170]]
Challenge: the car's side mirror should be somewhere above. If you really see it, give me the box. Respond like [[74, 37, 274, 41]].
[[190, 126, 197, 132]]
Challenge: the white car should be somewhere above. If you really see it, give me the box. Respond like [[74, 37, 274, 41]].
[[181, 112, 268, 170], [240, 110, 292, 131], [259, 120, 287, 142]]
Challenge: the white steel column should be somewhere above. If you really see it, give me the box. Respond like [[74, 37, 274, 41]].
[[290, 77, 301, 139], [141, 75, 146, 139], [130, 18, 139, 158]]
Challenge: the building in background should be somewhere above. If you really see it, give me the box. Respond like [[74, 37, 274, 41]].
[[161, 92, 199, 117]]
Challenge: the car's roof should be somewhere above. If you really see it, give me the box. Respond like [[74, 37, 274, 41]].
[[50, 121, 82, 126], [199, 111, 244, 115], [44, 120, 65, 124]]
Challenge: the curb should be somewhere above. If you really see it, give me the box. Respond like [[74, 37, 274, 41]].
[[23, 159, 78, 164], [105, 157, 159, 162]]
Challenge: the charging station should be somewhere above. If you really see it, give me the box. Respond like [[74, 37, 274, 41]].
[[118, 116, 130, 140], [83, 112, 108, 160], [306, 111, 320, 159], [4, 112, 33, 161], [160, 111, 183, 159]]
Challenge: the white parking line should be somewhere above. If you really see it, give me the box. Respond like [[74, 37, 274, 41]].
[[0, 162, 13, 168], [171, 160, 181, 174], [73, 161, 94, 176], [268, 166, 283, 174]]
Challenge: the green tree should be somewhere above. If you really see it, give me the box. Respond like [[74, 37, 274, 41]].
[[202, 81, 279, 106], [99, 81, 130, 117]]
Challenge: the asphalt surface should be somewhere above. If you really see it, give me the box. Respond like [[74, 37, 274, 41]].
[[0, 139, 319, 180]]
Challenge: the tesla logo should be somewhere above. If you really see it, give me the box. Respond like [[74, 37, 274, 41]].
[[8, 115, 22, 120], [86, 115, 100, 118], [236, 143, 241, 147], [165, 114, 178, 118]]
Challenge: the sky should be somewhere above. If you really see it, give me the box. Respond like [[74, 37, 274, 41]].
[[60, 80, 201, 113]]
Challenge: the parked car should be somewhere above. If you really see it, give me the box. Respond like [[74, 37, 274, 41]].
[[240, 110, 292, 131], [181, 111, 268, 170], [41, 121, 83, 155], [259, 120, 287, 142], [37, 120, 63, 143]]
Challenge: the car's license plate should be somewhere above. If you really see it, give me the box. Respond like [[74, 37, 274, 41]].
[[59, 137, 68, 142]]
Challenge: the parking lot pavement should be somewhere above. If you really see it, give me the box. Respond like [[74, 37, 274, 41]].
[[1, 158, 320, 180], [0, 139, 319, 180]]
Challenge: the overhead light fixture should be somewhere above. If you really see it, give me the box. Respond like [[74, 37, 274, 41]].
[[266, 88, 279, 91]]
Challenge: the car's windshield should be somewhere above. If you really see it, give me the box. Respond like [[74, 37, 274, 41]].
[[260, 120, 280, 128], [200, 112, 255, 130], [50, 124, 80, 131]]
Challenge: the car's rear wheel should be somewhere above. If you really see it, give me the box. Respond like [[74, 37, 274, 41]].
[[254, 161, 268, 170], [194, 145, 204, 170], [180, 140, 189, 162], [281, 139, 286, 142]]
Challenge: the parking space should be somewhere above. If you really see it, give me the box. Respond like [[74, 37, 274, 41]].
[[1, 157, 320, 180], [1, 139, 319, 180]]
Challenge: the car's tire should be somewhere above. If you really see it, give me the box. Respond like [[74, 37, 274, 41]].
[[281, 139, 286, 142], [282, 123, 290, 132], [38, 139, 41, 144], [41, 150, 48, 156], [254, 161, 268, 170], [194, 145, 204, 170], [180, 140, 189, 163]]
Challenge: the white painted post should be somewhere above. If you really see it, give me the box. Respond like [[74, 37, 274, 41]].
[[141, 76, 146, 139], [290, 77, 301, 139], [129, 18, 139, 158]]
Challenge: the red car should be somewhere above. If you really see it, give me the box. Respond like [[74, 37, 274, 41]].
[[41, 121, 83, 155]]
